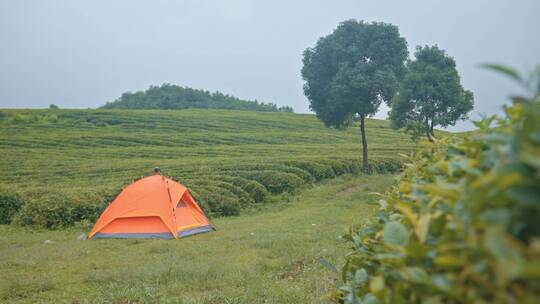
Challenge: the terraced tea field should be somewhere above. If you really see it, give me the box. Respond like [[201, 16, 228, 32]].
[[0, 109, 415, 226]]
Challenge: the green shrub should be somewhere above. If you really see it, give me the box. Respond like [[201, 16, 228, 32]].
[[281, 166, 314, 183], [9, 113, 30, 124], [225, 163, 314, 183], [318, 159, 351, 176], [287, 161, 336, 181], [197, 187, 241, 216], [335, 100, 540, 302], [100, 187, 123, 205], [370, 159, 402, 174], [231, 177, 269, 203], [215, 181, 252, 208], [245, 171, 305, 194], [42, 114, 59, 123], [13, 200, 70, 228], [13, 196, 105, 229], [340, 159, 363, 175], [0, 187, 22, 224]]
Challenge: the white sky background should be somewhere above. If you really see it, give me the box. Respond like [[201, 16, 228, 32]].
[[1, 0, 539, 131]]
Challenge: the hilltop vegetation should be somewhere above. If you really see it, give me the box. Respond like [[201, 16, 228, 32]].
[[0, 109, 414, 228], [101, 84, 293, 112]]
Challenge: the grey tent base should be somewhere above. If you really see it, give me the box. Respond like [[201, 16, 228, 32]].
[[178, 225, 214, 238], [92, 225, 215, 240], [93, 232, 174, 239]]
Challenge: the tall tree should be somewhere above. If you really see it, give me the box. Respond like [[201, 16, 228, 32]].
[[389, 45, 474, 141], [301, 20, 408, 171]]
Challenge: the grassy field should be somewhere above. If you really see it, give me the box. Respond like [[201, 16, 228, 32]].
[[0, 109, 413, 223], [0, 174, 394, 303]]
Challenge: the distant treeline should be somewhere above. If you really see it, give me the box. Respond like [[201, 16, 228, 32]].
[[101, 84, 294, 112]]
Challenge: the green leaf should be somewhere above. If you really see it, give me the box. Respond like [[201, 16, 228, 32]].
[[383, 221, 409, 246], [395, 202, 417, 226], [429, 213, 446, 237], [405, 239, 429, 259], [479, 209, 510, 226], [340, 285, 358, 304], [483, 227, 523, 261], [377, 199, 388, 210], [369, 276, 385, 294], [355, 268, 368, 286], [415, 214, 431, 243], [522, 262, 540, 279], [423, 296, 443, 304], [319, 258, 338, 273], [362, 294, 381, 304], [400, 267, 429, 284], [430, 274, 451, 292], [374, 252, 406, 260], [434, 255, 463, 267], [481, 63, 523, 85]]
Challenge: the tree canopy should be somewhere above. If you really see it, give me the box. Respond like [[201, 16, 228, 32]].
[[101, 84, 292, 112], [301, 19, 408, 169], [389, 45, 474, 141]]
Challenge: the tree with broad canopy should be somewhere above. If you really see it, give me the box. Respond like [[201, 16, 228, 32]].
[[301, 19, 408, 171], [389, 45, 474, 141]]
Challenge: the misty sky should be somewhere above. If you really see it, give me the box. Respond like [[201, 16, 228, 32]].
[[1, 0, 539, 131]]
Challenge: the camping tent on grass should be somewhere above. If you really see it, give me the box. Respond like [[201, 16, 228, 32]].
[[88, 169, 214, 239]]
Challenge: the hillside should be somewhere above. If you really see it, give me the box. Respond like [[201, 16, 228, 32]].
[[0, 109, 415, 226], [101, 84, 293, 112]]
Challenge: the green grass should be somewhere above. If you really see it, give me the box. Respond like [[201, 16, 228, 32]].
[[0, 174, 395, 303], [0, 109, 413, 220]]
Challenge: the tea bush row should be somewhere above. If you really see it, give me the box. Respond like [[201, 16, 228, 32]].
[[1, 159, 402, 228]]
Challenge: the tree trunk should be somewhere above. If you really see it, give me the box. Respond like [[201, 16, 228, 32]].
[[425, 118, 435, 142], [359, 114, 369, 173], [429, 120, 435, 138]]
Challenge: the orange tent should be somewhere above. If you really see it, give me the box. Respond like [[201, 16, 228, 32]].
[[88, 170, 214, 239]]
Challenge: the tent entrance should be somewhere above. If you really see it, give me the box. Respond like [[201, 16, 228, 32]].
[[94, 216, 174, 239]]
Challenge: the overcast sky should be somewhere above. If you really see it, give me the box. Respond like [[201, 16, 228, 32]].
[[1, 0, 539, 130]]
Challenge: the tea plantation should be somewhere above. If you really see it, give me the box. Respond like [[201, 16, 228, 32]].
[[0, 109, 414, 227]]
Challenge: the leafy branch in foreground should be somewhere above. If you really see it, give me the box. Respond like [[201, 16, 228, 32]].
[[482, 63, 540, 103], [334, 65, 540, 303]]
